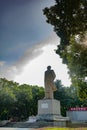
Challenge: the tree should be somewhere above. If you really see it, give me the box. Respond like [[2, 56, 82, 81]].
[[54, 80, 82, 116], [0, 86, 16, 120], [43, 0, 87, 99], [43, 0, 87, 54], [12, 84, 33, 120], [0, 78, 45, 120], [31, 86, 44, 115], [0, 78, 86, 119], [66, 39, 87, 100]]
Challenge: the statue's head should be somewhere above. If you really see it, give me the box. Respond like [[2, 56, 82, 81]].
[[47, 65, 51, 70]]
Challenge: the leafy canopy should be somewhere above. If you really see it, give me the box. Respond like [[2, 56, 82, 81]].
[[43, 0, 87, 100]]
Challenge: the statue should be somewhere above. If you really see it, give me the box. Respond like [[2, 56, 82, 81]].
[[44, 66, 57, 99]]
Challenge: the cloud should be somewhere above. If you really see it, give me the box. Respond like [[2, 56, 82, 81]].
[[0, 0, 55, 63], [0, 61, 6, 67], [15, 32, 59, 68], [0, 33, 60, 81]]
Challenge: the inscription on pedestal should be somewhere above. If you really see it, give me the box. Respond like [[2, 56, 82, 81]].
[[41, 103, 48, 109]]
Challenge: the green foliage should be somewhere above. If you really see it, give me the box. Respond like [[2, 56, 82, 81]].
[[43, 0, 87, 100], [65, 40, 87, 99], [77, 80, 87, 100], [0, 78, 44, 120], [30, 85, 44, 116], [0, 87, 16, 120], [54, 80, 82, 116], [66, 40, 87, 80], [0, 78, 86, 120], [43, 0, 87, 54]]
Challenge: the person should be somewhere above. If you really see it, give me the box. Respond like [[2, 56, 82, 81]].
[[44, 66, 57, 99]]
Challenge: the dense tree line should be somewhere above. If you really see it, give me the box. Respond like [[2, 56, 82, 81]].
[[0, 78, 87, 120], [54, 80, 86, 116], [43, 0, 87, 100], [0, 78, 44, 121]]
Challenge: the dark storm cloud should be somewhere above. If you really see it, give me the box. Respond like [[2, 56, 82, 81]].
[[0, 0, 56, 80], [0, 0, 54, 63]]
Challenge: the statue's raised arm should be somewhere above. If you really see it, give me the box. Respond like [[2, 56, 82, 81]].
[[44, 66, 57, 99]]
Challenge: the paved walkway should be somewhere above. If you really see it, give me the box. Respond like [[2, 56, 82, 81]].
[[1, 121, 50, 128], [0, 128, 33, 130], [1, 121, 87, 129]]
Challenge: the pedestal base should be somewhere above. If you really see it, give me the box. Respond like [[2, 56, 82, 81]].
[[38, 99, 60, 115], [37, 114, 69, 121], [37, 99, 69, 127]]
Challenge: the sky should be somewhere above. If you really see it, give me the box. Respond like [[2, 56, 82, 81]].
[[0, 0, 71, 87]]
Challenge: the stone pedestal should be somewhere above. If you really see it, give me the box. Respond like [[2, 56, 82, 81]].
[[38, 99, 60, 115], [37, 99, 69, 127]]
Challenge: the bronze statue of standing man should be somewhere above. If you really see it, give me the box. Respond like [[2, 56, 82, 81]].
[[44, 66, 57, 99]]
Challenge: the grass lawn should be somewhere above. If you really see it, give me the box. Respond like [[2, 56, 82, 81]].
[[36, 127, 87, 130]]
